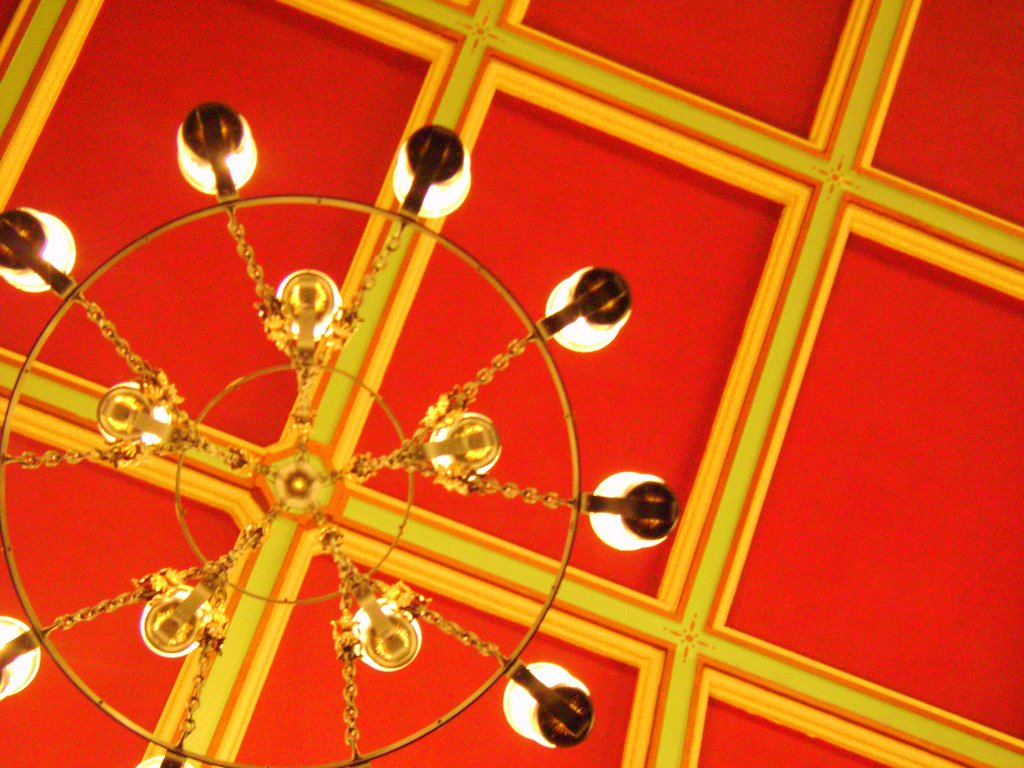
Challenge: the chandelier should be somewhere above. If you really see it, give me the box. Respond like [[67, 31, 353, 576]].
[[0, 103, 680, 768]]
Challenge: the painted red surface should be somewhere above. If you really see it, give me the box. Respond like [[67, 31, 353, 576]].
[[2, 0, 428, 443], [872, 0, 1024, 224], [522, 0, 854, 137], [697, 698, 885, 767], [729, 235, 1024, 736], [367, 92, 781, 595], [239, 554, 638, 767], [0, 0, 19, 38], [0, 439, 241, 766]]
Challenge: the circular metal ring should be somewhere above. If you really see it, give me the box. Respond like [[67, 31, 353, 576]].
[[0, 195, 581, 768]]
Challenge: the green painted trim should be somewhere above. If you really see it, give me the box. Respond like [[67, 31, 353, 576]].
[[831, 0, 905, 159], [343, 495, 682, 642], [686, 194, 844, 621], [1, 361, 235, 474], [487, 26, 823, 178], [184, 516, 299, 753], [653, 650, 695, 768], [852, 172, 1024, 262], [0, 0, 67, 136], [310, 0, 505, 443], [704, 634, 1024, 768], [367, 0, 475, 31], [309, 224, 413, 443], [1, 360, 96, 419]]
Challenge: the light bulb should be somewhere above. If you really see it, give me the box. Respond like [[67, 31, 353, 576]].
[[352, 601, 422, 672], [392, 125, 471, 218], [139, 589, 210, 658], [588, 472, 678, 550], [177, 103, 257, 197], [135, 756, 198, 768], [0, 616, 41, 700], [97, 382, 173, 445], [275, 269, 342, 344], [544, 267, 631, 352], [428, 412, 501, 474], [0, 208, 76, 293], [503, 662, 592, 748]]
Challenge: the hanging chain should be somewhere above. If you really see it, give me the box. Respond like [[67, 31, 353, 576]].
[[3, 446, 106, 469], [41, 509, 273, 636], [444, 333, 532, 416], [178, 628, 225, 743], [44, 581, 157, 634], [3, 428, 254, 473], [289, 361, 318, 454], [419, 607, 508, 664], [74, 295, 162, 383], [226, 206, 276, 304], [338, 333, 535, 487], [337, 222, 408, 338], [320, 522, 365, 758]]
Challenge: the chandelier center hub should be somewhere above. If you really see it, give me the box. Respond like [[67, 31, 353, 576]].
[[272, 456, 329, 510]]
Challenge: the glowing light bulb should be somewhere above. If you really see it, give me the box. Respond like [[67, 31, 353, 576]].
[[275, 270, 342, 344], [588, 472, 679, 551], [177, 103, 257, 197], [428, 412, 501, 474], [352, 601, 422, 672], [139, 589, 210, 658], [135, 756, 198, 768], [0, 617, 41, 700], [503, 662, 592, 748], [544, 267, 631, 352], [0, 208, 76, 293], [97, 382, 173, 445], [392, 126, 471, 218]]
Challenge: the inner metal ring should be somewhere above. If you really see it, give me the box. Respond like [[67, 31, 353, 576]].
[[173, 362, 415, 604]]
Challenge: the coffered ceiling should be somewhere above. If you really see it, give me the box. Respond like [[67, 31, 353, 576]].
[[0, 1, 1021, 767]]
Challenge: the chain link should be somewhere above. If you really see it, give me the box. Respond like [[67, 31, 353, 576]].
[[3, 446, 104, 469], [179, 631, 223, 743], [320, 522, 365, 757], [226, 206, 276, 304], [419, 607, 508, 663], [74, 295, 162, 382], [335, 333, 535, 489], [337, 223, 407, 338], [44, 582, 156, 633], [448, 334, 532, 415], [3, 429, 254, 473]]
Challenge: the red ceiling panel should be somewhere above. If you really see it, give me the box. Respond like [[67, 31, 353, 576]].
[[871, 0, 1024, 224], [240, 554, 638, 767], [696, 699, 885, 767], [728, 234, 1024, 736], [371, 92, 782, 594], [521, 0, 854, 136], [2, 0, 429, 442], [0, 437, 241, 765]]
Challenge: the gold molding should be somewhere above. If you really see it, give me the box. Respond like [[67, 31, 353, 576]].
[[0, 0, 34, 75], [503, 0, 873, 150], [469, 60, 811, 612], [200, 523, 666, 767], [712, 202, 1024, 751], [857, 0, 922, 170], [0, 0, 104, 209], [687, 667, 970, 768], [208, 527, 316, 760]]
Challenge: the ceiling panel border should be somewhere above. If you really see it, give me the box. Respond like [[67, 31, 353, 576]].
[[854, 0, 1024, 240], [708, 201, 1024, 756]]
